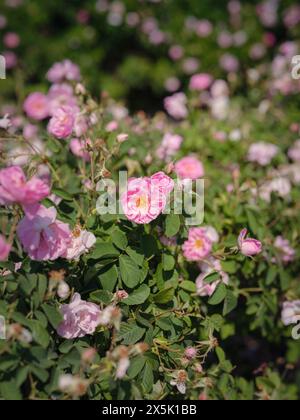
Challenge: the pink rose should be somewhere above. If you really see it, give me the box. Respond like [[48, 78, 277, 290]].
[[196, 257, 229, 296], [47, 83, 78, 116], [174, 156, 204, 180], [48, 106, 75, 139], [164, 92, 188, 120], [70, 138, 91, 162], [189, 73, 213, 91], [184, 347, 197, 360], [3, 32, 20, 49], [182, 228, 213, 261], [247, 142, 279, 166], [17, 205, 71, 261], [66, 228, 96, 260], [156, 133, 183, 161], [0, 235, 11, 261], [23, 92, 49, 121], [238, 228, 262, 257], [46, 60, 81, 83], [57, 293, 101, 339], [0, 166, 50, 206], [121, 172, 174, 225], [288, 140, 300, 162], [274, 236, 295, 263]]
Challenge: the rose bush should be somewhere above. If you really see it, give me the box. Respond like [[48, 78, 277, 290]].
[[0, 0, 300, 401]]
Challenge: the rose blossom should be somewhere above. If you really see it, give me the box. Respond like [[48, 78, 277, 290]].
[[17, 205, 71, 261], [58, 374, 88, 397], [3, 32, 20, 49], [274, 236, 295, 263], [0, 114, 11, 130], [47, 83, 78, 116], [23, 92, 49, 121], [0, 166, 50, 206], [48, 106, 75, 139], [46, 60, 81, 83], [57, 293, 101, 339], [156, 133, 183, 161], [182, 228, 213, 261], [196, 257, 229, 297], [184, 347, 197, 360], [0, 235, 11, 261], [238, 228, 262, 257], [288, 140, 300, 162], [247, 142, 279, 166], [66, 227, 96, 260], [174, 156, 204, 180], [121, 172, 174, 225], [281, 301, 300, 326], [70, 138, 91, 162], [164, 93, 188, 120], [189, 73, 213, 91]]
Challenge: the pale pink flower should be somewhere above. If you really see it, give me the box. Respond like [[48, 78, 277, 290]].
[[57, 281, 70, 300], [220, 53, 239, 73], [281, 301, 300, 326], [23, 92, 49, 121], [3, 32, 20, 48], [121, 172, 174, 225], [116, 133, 129, 143], [2, 51, 17, 69], [98, 306, 122, 329], [196, 257, 229, 297], [47, 83, 78, 116], [57, 293, 101, 339], [183, 228, 213, 261], [116, 357, 130, 379], [182, 57, 200, 75], [274, 236, 295, 263], [0, 114, 11, 130], [284, 5, 300, 28], [17, 205, 71, 261], [46, 60, 81, 83], [0, 235, 11, 261], [115, 290, 129, 301], [247, 142, 279, 166], [288, 140, 300, 162], [106, 120, 119, 132], [156, 133, 183, 161], [48, 106, 75, 139], [168, 45, 184, 61], [70, 138, 91, 162], [184, 347, 197, 360], [238, 229, 262, 257], [174, 156, 204, 180], [189, 73, 213, 91], [170, 370, 187, 395], [0, 166, 50, 206], [164, 92, 188, 120], [58, 374, 88, 397], [73, 114, 88, 137], [195, 20, 213, 37], [66, 228, 96, 260], [259, 177, 291, 202], [164, 77, 181, 93]]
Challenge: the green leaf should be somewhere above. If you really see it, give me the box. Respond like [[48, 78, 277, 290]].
[[112, 229, 128, 250], [216, 347, 226, 363], [0, 381, 22, 400], [204, 271, 220, 284], [123, 285, 150, 306], [89, 242, 120, 260], [208, 283, 227, 306], [52, 188, 73, 201], [119, 255, 141, 288], [223, 291, 238, 316], [31, 321, 50, 348], [179, 281, 196, 293], [127, 356, 146, 379], [153, 286, 175, 304], [126, 247, 144, 267], [165, 214, 181, 238], [41, 304, 63, 329], [141, 235, 159, 258], [142, 361, 154, 393], [162, 254, 175, 271], [99, 265, 119, 292], [118, 323, 146, 345]]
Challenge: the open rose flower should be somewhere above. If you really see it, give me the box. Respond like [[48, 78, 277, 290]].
[[23, 92, 49, 121], [0, 166, 50, 206], [182, 227, 213, 261], [121, 172, 174, 224], [164, 92, 188, 120], [247, 142, 279, 166], [17, 205, 71, 261], [189, 73, 213, 91], [47, 106, 75, 139], [174, 156, 204, 180], [69, 138, 91, 162], [66, 227, 96, 260], [238, 228, 262, 257], [0, 235, 11, 261], [57, 293, 101, 339]]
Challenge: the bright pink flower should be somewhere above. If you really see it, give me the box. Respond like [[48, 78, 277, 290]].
[[0, 166, 50, 206], [70, 138, 91, 162], [121, 172, 174, 224], [182, 228, 212, 261], [48, 106, 75, 139], [17, 205, 71, 261], [184, 347, 197, 360], [23, 92, 49, 121], [0, 235, 11, 261], [174, 156, 204, 180], [47, 83, 78, 116], [238, 229, 262, 257], [57, 293, 101, 339], [189, 73, 213, 91]]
